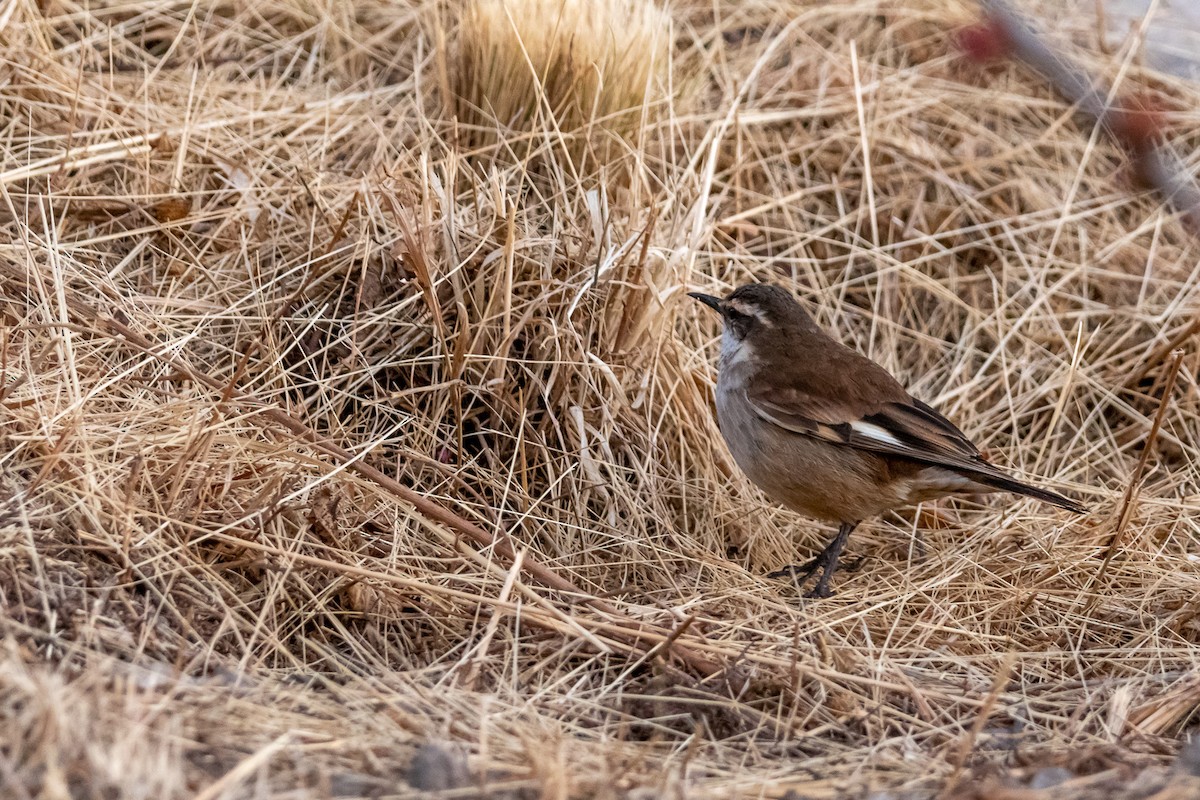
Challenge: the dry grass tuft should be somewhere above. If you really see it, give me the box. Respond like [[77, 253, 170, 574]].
[[1, 0, 1200, 797], [451, 0, 672, 174]]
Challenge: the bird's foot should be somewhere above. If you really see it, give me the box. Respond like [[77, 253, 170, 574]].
[[766, 522, 857, 599], [766, 558, 820, 582], [804, 583, 835, 599], [841, 555, 867, 573], [767, 551, 839, 598]]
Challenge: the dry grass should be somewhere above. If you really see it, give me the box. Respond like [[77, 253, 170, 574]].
[[1, 0, 1199, 797], [452, 0, 672, 173]]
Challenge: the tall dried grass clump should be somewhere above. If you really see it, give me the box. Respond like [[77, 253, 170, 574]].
[[451, 0, 672, 174]]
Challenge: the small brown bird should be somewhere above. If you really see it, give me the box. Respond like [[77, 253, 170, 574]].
[[691, 283, 1084, 598]]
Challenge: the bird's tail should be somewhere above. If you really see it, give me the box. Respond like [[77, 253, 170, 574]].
[[978, 472, 1086, 514]]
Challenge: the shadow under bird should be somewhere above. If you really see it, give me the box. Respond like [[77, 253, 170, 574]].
[[690, 283, 1085, 598]]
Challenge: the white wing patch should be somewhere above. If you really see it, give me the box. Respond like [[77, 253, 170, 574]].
[[850, 420, 904, 447]]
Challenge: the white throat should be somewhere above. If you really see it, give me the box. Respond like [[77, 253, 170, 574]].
[[718, 328, 750, 370]]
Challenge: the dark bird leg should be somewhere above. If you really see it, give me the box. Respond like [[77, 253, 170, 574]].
[[767, 522, 858, 598]]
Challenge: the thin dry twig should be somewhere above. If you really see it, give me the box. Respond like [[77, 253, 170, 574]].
[[1102, 348, 1186, 563], [964, 0, 1200, 229]]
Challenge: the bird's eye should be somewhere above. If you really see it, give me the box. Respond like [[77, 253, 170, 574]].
[[721, 305, 756, 338]]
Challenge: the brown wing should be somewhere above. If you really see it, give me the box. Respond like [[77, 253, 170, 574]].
[[744, 386, 1085, 513], [746, 385, 986, 471]]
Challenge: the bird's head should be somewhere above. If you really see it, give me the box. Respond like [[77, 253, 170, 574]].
[[689, 283, 812, 344]]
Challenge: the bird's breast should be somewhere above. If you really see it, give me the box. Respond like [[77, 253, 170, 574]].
[[713, 368, 917, 524]]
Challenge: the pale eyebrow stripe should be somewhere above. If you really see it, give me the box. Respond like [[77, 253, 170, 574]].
[[726, 299, 773, 325]]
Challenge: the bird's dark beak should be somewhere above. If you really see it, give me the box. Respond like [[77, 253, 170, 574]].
[[688, 292, 722, 314]]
